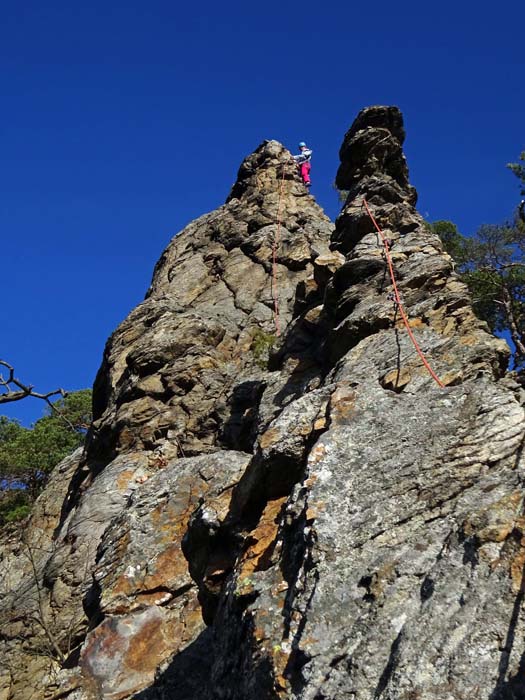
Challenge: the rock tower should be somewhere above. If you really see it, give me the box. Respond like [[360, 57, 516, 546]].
[[1, 108, 524, 700]]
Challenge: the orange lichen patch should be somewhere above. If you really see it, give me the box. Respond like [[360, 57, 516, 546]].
[[329, 385, 356, 424], [142, 544, 189, 590], [463, 491, 523, 544], [407, 318, 424, 328], [424, 311, 453, 334], [149, 499, 190, 536], [253, 625, 268, 643], [259, 427, 281, 450], [121, 617, 169, 673], [271, 646, 290, 695], [105, 572, 137, 604], [309, 443, 327, 464], [306, 503, 324, 521], [440, 370, 463, 386], [458, 334, 479, 347], [510, 525, 525, 594], [479, 525, 517, 544], [80, 608, 184, 700], [107, 531, 191, 611], [466, 495, 525, 588], [392, 317, 404, 330], [114, 468, 140, 490], [239, 497, 287, 577], [275, 676, 288, 697], [313, 416, 327, 431]]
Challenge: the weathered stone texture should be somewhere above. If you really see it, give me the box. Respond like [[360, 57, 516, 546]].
[[0, 140, 332, 700], [89, 139, 332, 462], [2, 109, 525, 700]]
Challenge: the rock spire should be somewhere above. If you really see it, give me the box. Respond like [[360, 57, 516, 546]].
[[1, 109, 524, 700]]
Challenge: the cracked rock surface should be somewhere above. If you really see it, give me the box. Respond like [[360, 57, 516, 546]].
[[89, 140, 332, 463], [2, 109, 525, 700]]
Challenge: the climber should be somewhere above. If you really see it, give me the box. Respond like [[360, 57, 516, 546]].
[[519, 200, 525, 224], [293, 142, 312, 187]]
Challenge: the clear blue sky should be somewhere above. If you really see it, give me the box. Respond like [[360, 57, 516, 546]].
[[2, 0, 524, 425]]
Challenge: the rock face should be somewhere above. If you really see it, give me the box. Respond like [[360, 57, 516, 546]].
[[2, 109, 525, 700], [89, 140, 332, 463]]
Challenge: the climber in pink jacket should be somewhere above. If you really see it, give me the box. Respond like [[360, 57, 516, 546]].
[[293, 142, 312, 187]]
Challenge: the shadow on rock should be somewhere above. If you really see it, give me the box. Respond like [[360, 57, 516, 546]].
[[133, 628, 214, 700], [220, 380, 266, 452]]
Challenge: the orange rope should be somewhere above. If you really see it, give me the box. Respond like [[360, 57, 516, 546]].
[[362, 198, 445, 388], [271, 169, 286, 336]]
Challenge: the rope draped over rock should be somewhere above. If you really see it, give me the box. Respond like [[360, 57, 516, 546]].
[[362, 199, 445, 388]]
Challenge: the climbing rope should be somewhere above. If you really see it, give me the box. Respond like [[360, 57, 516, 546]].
[[362, 198, 445, 388], [271, 168, 287, 336]]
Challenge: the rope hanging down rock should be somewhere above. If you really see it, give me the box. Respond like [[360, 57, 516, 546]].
[[362, 198, 445, 388]]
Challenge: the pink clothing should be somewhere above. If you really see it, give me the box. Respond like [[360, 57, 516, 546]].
[[300, 161, 311, 185]]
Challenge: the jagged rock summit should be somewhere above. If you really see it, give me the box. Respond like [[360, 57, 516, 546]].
[[89, 139, 333, 463], [1, 108, 525, 700]]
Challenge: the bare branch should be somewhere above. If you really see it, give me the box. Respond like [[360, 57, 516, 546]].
[[0, 359, 76, 431], [0, 360, 65, 404], [498, 262, 525, 271]]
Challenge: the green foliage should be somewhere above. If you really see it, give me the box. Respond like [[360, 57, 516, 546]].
[[506, 152, 525, 234], [507, 151, 525, 197], [4, 503, 31, 522], [0, 490, 31, 525], [45, 388, 93, 428], [251, 329, 276, 369], [0, 415, 24, 444], [431, 220, 525, 365], [0, 389, 92, 521], [430, 220, 471, 266]]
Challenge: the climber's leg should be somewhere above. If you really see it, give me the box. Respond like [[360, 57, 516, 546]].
[[300, 162, 311, 186]]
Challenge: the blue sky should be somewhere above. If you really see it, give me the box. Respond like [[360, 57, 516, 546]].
[[1, 0, 524, 425]]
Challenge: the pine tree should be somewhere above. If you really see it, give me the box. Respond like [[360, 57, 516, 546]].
[[0, 389, 92, 523]]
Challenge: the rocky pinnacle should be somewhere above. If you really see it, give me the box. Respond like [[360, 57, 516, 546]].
[[1, 108, 524, 700]]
